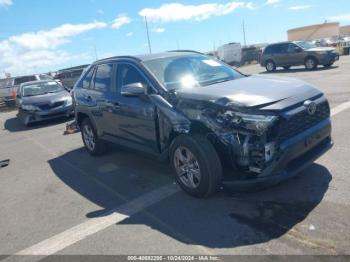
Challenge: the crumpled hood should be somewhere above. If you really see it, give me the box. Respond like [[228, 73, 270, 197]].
[[175, 75, 322, 110], [22, 91, 70, 105], [307, 47, 335, 52]]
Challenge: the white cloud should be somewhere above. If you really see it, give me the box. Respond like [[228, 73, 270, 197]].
[[152, 27, 165, 33], [266, 0, 280, 5], [288, 5, 311, 11], [328, 14, 350, 22], [0, 21, 106, 76], [126, 32, 133, 37], [138, 1, 245, 23], [111, 15, 131, 29], [0, 0, 12, 8], [9, 21, 107, 50], [246, 2, 256, 10]]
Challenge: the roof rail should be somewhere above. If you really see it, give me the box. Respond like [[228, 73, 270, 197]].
[[96, 56, 141, 63], [167, 50, 203, 54]]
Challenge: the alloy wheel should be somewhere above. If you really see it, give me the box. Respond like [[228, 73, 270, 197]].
[[83, 124, 95, 151], [173, 147, 201, 189]]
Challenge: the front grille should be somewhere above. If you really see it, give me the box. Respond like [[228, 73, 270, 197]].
[[38, 101, 65, 110], [278, 101, 330, 142]]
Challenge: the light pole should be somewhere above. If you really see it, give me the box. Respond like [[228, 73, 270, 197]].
[[144, 16, 152, 54]]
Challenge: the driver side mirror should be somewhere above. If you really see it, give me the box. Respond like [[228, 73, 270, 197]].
[[121, 83, 146, 97]]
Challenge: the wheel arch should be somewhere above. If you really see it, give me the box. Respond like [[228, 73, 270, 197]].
[[304, 55, 319, 64]]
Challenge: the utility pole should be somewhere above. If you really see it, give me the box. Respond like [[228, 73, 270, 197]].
[[144, 16, 152, 54], [242, 20, 247, 47]]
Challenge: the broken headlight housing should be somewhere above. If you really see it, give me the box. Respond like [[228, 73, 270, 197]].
[[236, 113, 277, 135], [219, 111, 278, 135]]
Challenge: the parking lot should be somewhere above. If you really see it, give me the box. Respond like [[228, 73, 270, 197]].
[[1, 56, 350, 259]]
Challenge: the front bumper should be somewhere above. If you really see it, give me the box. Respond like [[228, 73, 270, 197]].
[[319, 53, 339, 65], [223, 118, 333, 189], [19, 105, 74, 124]]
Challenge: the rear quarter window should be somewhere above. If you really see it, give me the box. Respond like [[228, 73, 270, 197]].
[[75, 66, 95, 89]]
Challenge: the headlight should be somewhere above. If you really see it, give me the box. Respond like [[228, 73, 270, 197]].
[[66, 97, 73, 106], [234, 113, 277, 135], [21, 104, 38, 111]]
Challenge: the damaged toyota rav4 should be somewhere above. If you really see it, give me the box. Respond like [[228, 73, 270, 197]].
[[74, 51, 333, 197]]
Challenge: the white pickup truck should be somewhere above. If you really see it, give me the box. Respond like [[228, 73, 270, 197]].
[[0, 78, 14, 102]]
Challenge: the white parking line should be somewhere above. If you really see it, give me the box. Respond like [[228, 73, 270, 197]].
[[331, 101, 350, 117], [15, 183, 179, 256]]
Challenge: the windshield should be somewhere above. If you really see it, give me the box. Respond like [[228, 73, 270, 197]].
[[296, 41, 317, 49], [143, 54, 244, 91], [22, 82, 64, 97]]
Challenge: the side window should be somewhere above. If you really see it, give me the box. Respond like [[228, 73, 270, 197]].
[[287, 43, 299, 53], [93, 64, 113, 92], [117, 64, 148, 93], [278, 44, 289, 54], [264, 46, 272, 54], [82, 67, 95, 89]]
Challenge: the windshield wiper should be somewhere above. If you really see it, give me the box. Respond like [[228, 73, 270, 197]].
[[209, 78, 232, 85]]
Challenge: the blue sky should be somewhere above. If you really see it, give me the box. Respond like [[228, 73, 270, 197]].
[[0, 0, 349, 76]]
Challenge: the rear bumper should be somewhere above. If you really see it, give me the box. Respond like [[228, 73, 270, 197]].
[[19, 105, 73, 124], [223, 118, 333, 189]]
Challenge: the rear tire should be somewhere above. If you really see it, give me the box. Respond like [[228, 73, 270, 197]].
[[81, 118, 107, 156], [265, 60, 276, 72], [305, 57, 318, 70], [169, 135, 222, 198]]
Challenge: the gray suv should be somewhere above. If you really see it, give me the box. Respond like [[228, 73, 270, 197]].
[[261, 41, 339, 72], [74, 51, 332, 197]]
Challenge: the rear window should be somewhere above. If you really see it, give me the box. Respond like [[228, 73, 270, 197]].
[[14, 76, 37, 85]]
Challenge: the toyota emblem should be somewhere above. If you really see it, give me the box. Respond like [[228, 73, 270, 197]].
[[304, 100, 317, 115]]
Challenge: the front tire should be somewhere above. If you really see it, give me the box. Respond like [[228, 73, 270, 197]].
[[169, 135, 222, 198], [305, 57, 318, 70], [81, 118, 107, 156]]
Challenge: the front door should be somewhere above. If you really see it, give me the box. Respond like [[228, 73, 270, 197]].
[[106, 63, 158, 154]]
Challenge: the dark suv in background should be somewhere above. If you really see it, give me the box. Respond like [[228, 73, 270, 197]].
[[261, 41, 339, 72], [74, 51, 332, 197]]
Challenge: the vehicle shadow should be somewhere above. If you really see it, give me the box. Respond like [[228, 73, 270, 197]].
[[260, 65, 338, 74], [3, 116, 73, 132], [48, 148, 331, 249]]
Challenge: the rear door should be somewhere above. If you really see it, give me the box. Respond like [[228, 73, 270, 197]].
[[105, 62, 158, 154], [88, 63, 116, 135], [273, 43, 289, 66]]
